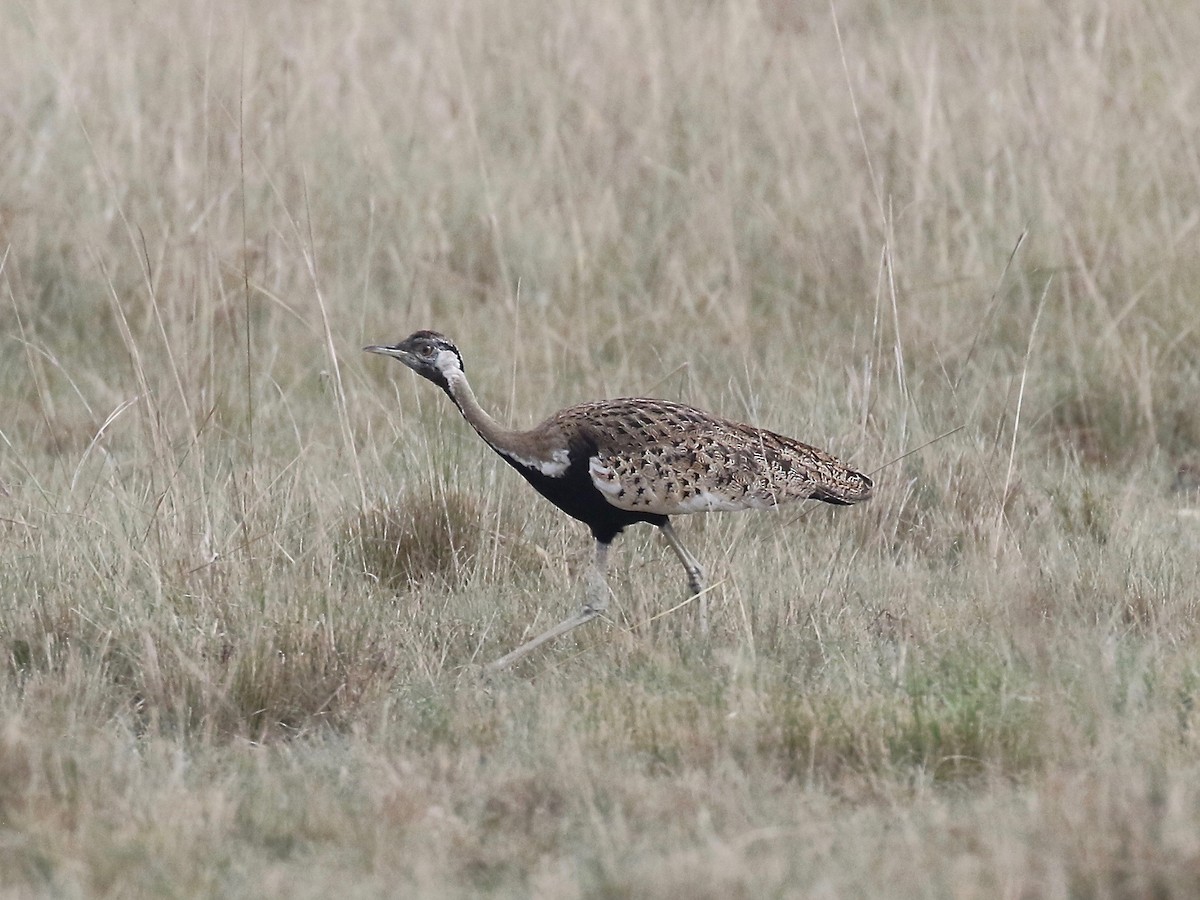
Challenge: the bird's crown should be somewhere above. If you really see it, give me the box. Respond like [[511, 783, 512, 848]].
[[400, 331, 462, 373]]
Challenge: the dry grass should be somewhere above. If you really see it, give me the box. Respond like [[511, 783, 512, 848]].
[[3, 0, 1200, 894]]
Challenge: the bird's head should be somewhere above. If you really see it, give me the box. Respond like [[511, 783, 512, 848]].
[[364, 330, 465, 393]]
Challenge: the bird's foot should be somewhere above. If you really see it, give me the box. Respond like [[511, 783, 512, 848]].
[[485, 607, 604, 675]]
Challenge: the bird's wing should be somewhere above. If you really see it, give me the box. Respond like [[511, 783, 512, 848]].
[[555, 398, 871, 517]]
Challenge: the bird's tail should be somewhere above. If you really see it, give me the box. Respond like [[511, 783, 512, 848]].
[[811, 469, 874, 505]]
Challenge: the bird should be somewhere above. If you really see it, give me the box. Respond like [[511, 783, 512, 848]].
[[364, 330, 873, 672]]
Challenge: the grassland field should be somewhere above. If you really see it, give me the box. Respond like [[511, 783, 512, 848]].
[[3, 0, 1200, 896]]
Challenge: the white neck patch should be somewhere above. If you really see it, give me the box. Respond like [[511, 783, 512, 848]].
[[435, 348, 463, 380]]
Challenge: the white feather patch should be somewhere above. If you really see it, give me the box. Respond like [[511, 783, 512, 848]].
[[588, 458, 621, 497], [501, 446, 571, 478], [435, 349, 462, 375]]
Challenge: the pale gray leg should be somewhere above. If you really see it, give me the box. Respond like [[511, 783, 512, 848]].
[[659, 520, 708, 634], [582, 540, 610, 615], [486, 540, 610, 673]]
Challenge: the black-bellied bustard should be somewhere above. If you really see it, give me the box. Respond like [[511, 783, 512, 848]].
[[365, 330, 873, 672]]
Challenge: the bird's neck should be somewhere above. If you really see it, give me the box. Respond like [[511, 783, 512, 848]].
[[442, 371, 518, 451]]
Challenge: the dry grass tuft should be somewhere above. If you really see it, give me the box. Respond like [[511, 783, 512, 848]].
[[343, 488, 484, 590]]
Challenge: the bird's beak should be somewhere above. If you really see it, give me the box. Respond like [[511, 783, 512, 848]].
[[364, 343, 423, 374], [363, 344, 406, 360]]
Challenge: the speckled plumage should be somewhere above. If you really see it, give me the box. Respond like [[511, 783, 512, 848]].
[[365, 330, 873, 671], [560, 397, 872, 515]]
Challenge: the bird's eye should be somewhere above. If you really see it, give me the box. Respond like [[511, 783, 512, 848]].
[[421, 344, 436, 358]]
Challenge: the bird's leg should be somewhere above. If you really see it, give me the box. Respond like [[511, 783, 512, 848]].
[[582, 540, 610, 615], [486, 540, 611, 673], [658, 521, 708, 634]]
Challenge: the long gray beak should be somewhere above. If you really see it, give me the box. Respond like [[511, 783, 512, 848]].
[[363, 344, 403, 358]]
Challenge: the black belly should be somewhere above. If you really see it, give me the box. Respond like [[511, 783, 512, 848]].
[[499, 453, 666, 544]]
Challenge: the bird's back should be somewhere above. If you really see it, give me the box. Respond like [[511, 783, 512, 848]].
[[547, 398, 872, 518]]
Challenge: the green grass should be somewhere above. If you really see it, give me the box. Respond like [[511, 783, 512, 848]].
[[3, 0, 1200, 894]]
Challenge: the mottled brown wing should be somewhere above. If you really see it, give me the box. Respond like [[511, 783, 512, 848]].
[[552, 398, 872, 517]]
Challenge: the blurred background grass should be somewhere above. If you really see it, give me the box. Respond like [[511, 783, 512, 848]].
[[2, 0, 1200, 895]]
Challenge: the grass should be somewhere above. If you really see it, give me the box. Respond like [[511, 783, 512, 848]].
[[3, 0, 1200, 894]]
